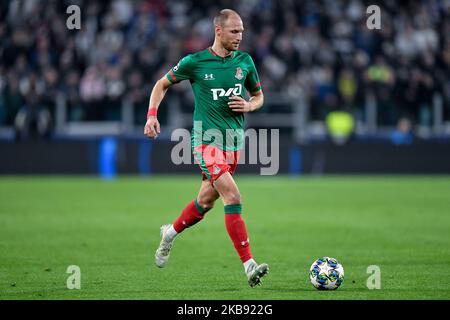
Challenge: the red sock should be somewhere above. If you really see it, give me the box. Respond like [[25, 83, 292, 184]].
[[225, 210, 252, 263], [173, 200, 204, 233]]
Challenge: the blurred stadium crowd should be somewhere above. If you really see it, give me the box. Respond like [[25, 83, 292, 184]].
[[0, 0, 450, 139]]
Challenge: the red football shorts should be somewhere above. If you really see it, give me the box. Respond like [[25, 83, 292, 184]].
[[193, 144, 240, 184]]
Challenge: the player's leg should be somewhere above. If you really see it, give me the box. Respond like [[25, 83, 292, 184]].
[[196, 179, 221, 211], [213, 172, 269, 287], [171, 179, 219, 236], [155, 180, 219, 268]]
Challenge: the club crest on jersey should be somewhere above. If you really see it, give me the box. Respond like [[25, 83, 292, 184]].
[[235, 67, 244, 80], [204, 73, 215, 80]]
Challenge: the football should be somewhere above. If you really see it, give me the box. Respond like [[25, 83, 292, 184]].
[[309, 257, 344, 290]]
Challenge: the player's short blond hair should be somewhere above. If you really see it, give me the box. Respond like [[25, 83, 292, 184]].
[[213, 9, 241, 27]]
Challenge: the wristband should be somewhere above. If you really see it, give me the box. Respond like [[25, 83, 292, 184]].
[[147, 108, 158, 118]]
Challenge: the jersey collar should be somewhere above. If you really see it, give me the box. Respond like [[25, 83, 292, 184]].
[[208, 47, 235, 60]]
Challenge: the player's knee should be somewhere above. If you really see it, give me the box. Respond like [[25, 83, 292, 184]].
[[225, 192, 241, 205], [197, 196, 216, 212]]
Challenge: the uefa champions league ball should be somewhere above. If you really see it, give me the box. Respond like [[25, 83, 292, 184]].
[[309, 257, 344, 290]]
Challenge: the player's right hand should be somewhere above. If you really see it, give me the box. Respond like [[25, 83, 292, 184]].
[[144, 116, 160, 139]]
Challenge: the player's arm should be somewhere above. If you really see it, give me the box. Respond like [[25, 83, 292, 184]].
[[144, 76, 172, 139], [144, 55, 194, 138], [230, 55, 264, 113], [228, 90, 264, 113]]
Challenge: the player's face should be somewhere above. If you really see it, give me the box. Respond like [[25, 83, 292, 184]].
[[220, 16, 244, 51]]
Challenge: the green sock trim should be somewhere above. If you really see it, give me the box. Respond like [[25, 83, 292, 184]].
[[194, 199, 207, 214], [224, 204, 242, 214]]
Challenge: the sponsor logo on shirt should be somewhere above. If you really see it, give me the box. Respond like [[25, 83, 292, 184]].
[[204, 73, 215, 80], [211, 84, 242, 100]]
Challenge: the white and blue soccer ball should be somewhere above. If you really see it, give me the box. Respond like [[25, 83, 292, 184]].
[[309, 257, 344, 290]]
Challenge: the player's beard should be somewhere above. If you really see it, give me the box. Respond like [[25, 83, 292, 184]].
[[223, 39, 239, 52]]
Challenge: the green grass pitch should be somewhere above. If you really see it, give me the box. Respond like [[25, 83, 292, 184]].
[[0, 175, 449, 300]]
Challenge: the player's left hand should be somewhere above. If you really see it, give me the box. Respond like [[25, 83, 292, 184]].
[[228, 96, 253, 113]]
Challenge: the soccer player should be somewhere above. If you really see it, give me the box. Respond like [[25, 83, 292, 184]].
[[144, 9, 268, 287]]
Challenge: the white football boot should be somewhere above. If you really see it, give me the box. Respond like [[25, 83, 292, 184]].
[[155, 224, 174, 268], [246, 262, 269, 287]]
